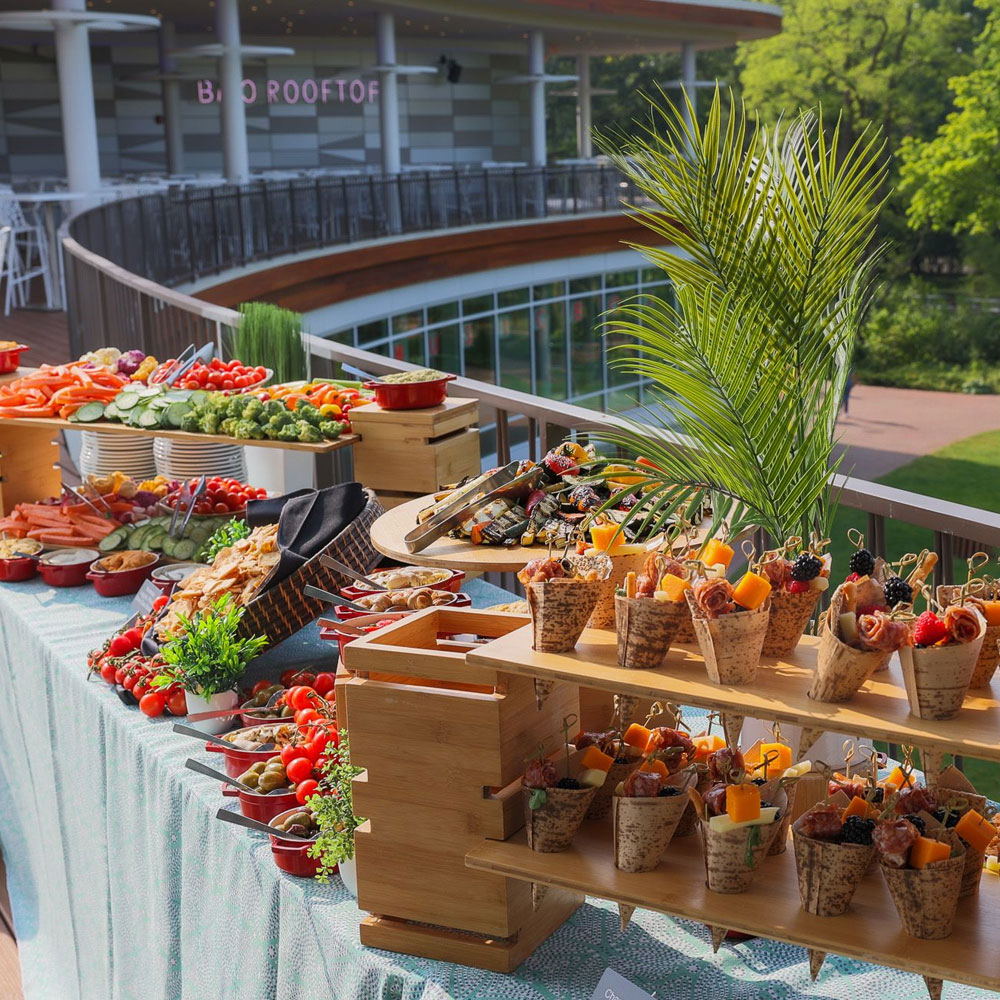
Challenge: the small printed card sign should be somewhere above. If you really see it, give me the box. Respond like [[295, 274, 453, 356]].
[[131, 578, 161, 616], [591, 968, 655, 1000]]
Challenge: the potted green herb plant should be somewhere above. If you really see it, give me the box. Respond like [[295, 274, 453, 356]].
[[308, 731, 364, 895], [155, 594, 268, 734]]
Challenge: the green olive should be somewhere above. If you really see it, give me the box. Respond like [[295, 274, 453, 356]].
[[264, 763, 286, 778], [287, 811, 311, 828], [257, 771, 286, 793], [237, 770, 259, 788], [249, 762, 266, 775], [280, 704, 293, 718]]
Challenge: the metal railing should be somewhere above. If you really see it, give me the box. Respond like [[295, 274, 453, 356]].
[[66, 164, 641, 289]]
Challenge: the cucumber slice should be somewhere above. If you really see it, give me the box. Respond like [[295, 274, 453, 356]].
[[129, 524, 151, 549], [165, 402, 189, 428], [137, 409, 160, 428], [162, 390, 192, 403], [103, 402, 121, 421], [170, 538, 197, 560], [160, 535, 178, 559], [74, 401, 106, 423], [188, 390, 209, 407], [136, 386, 162, 398], [115, 391, 140, 410], [98, 526, 130, 552], [143, 526, 168, 551]]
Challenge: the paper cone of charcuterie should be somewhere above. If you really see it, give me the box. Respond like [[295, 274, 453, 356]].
[[588, 548, 648, 630], [708, 925, 728, 953], [618, 903, 635, 932], [924, 977, 944, 1000], [686, 593, 769, 685], [612, 774, 695, 873], [586, 755, 640, 821], [968, 628, 1000, 687], [791, 817, 874, 916], [674, 768, 712, 838], [615, 593, 686, 668], [899, 616, 985, 721], [523, 785, 596, 852], [700, 789, 786, 893], [526, 553, 611, 651], [808, 626, 884, 703], [880, 848, 965, 939], [767, 780, 796, 855], [808, 950, 827, 981], [762, 587, 820, 658], [673, 601, 696, 644]]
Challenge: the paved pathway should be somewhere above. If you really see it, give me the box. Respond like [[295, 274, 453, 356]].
[[835, 383, 1000, 481]]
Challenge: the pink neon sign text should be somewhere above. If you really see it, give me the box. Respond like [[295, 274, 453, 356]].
[[196, 78, 379, 105]]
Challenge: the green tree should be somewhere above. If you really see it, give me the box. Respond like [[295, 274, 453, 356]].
[[900, 0, 1000, 235]]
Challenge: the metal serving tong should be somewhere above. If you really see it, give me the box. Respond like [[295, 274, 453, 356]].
[[402, 461, 541, 554], [302, 584, 389, 616], [318, 553, 386, 592], [155, 342, 215, 387], [168, 474, 206, 539], [62, 481, 113, 520]]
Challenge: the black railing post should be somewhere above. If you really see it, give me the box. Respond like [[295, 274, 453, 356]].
[[453, 168, 462, 225], [183, 187, 197, 282], [289, 180, 298, 253], [208, 186, 220, 272]]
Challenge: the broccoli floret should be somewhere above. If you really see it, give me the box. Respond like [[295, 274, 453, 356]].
[[243, 398, 265, 422], [267, 411, 293, 431], [226, 395, 250, 419], [220, 417, 238, 437], [233, 420, 257, 440], [319, 419, 344, 440], [263, 399, 286, 419], [207, 392, 230, 414], [199, 412, 221, 435], [180, 411, 201, 433], [297, 420, 323, 443], [276, 424, 300, 442], [296, 403, 323, 427]]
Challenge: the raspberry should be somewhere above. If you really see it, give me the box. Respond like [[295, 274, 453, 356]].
[[912, 610, 948, 647], [845, 572, 860, 582], [786, 579, 810, 594]]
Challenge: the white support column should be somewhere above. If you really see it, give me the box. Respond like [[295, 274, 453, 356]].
[[681, 41, 697, 133], [528, 30, 546, 167], [52, 0, 101, 196], [215, 0, 249, 182], [375, 11, 401, 174], [576, 54, 592, 158], [159, 21, 184, 175]]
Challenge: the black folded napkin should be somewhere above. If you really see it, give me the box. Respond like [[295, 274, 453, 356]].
[[245, 482, 367, 587]]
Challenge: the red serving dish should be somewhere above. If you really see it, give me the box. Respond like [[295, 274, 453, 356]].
[[339, 567, 465, 601], [317, 612, 409, 659], [333, 590, 470, 621], [149, 561, 205, 597], [268, 808, 324, 877], [205, 723, 300, 779], [87, 553, 160, 597], [0, 344, 28, 374], [363, 374, 455, 410], [222, 784, 299, 824], [37, 548, 101, 587], [0, 555, 38, 582]]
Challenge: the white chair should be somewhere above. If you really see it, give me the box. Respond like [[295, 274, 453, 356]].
[[0, 187, 54, 315]]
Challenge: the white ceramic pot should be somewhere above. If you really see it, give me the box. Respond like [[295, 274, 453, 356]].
[[183, 689, 239, 735], [338, 854, 357, 897]]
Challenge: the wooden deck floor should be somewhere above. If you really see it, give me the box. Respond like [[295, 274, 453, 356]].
[[0, 309, 71, 365], [0, 856, 23, 1000]]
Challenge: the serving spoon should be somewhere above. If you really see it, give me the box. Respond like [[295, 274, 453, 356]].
[[184, 757, 258, 793], [215, 807, 317, 843]]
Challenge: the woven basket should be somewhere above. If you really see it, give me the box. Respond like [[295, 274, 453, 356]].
[[237, 489, 385, 645]]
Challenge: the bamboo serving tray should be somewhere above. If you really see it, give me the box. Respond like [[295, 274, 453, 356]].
[[0, 414, 357, 453], [466, 822, 1000, 994], [467, 625, 1000, 765]]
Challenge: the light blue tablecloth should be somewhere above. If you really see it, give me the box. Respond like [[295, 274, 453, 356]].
[[0, 577, 994, 1000]]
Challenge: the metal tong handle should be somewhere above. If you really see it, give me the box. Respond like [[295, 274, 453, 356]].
[[184, 757, 257, 793], [303, 584, 392, 615], [319, 553, 386, 591], [169, 474, 206, 539], [341, 362, 383, 383], [62, 481, 112, 520], [171, 721, 235, 749], [215, 806, 317, 843]]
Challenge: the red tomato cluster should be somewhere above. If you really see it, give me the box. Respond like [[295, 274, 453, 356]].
[[165, 476, 267, 516], [163, 358, 269, 392], [277, 681, 339, 803]]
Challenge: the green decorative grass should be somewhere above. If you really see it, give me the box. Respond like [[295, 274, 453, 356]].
[[833, 430, 1000, 798]]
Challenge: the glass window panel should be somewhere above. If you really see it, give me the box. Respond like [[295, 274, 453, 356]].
[[463, 316, 496, 383], [391, 331, 426, 365], [428, 323, 461, 375], [427, 301, 459, 325], [499, 308, 532, 393], [534, 301, 567, 400], [326, 327, 355, 346], [462, 294, 494, 316], [569, 293, 603, 398], [605, 270, 638, 289], [606, 386, 640, 413], [569, 275, 601, 295], [641, 266, 665, 283], [533, 281, 564, 302], [498, 287, 529, 309], [392, 310, 424, 336], [357, 319, 388, 346]]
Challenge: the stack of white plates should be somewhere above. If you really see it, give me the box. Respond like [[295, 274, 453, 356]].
[[79, 431, 157, 480], [153, 437, 247, 480]]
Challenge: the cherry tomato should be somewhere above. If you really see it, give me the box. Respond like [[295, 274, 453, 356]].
[[280, 744, 310, 768], [100, 661, 117, 684], [312, 672, 336, 697], [287, 686, 317, 712], [294, 708, 322, 727], [152, 595, 169, 612], [285, 757, 314, 784], [289, 670, 316, 688], [165, 688, 188, 716], [109, 634, 135, 657], [280, 669, 297, 687], [251, 679, 273, 696], [222, 379, 234, 390], [295, 779, 319, 805], [139, 691, 166, 717], [115, 665, 128, 685], [133, 677, 152, 699], [122, 673, 139, 693]]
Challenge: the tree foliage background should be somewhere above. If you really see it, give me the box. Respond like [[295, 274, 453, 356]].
[[548, 0, 1000, 392]]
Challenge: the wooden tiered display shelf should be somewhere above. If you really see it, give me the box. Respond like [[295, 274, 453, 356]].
[[351, 397, 480, 503], [338, 608, 585, 973], [460, 618, 1000, 996], [0, 418, 60, 514]]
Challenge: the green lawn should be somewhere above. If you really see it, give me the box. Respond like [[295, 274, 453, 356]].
[[830, 429, 1000, 799]]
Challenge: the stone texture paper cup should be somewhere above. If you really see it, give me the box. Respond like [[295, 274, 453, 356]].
[[523, 785, 596, 853], [687, 593, 769, 685], [792, 817, 874, 915]]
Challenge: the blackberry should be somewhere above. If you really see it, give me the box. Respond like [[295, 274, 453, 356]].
[[839, 815, 876, 845], [870, 787, 885, 804], [790, 552, 823, 582], [903, 813, 926, 835], [556, 777, 582, 790], [884, 576, 913, 607], [658, 786, 681, 797], [752, 777, 767, 786], [614, 756, 630, 765], [849, 548, 876, 577]]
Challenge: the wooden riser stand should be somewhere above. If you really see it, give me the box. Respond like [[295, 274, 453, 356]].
[[0, 421, 61, 516]]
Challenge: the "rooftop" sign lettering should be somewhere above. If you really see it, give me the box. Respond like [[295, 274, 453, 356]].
[[196, 78, 379, 105]]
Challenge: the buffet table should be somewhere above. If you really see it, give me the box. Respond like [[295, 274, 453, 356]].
[[0, 578, 995, 1000]]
